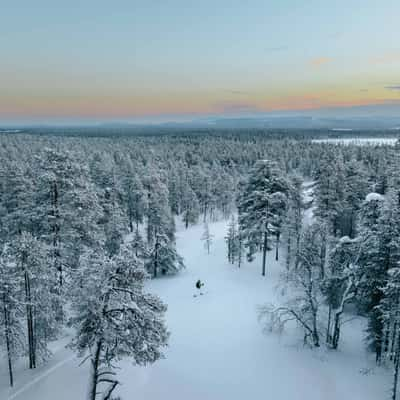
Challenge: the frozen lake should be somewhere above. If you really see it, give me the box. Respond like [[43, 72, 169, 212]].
[[312, 137, 398, 145]]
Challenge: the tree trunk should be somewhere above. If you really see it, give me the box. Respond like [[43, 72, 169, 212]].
[[312, 307, 320, 347], [3, 292, 14, 387], [203, 203, 208, 223], [332, 311, 341, 349], [285, 234, 291, 281], [238, 237, 242, 269], [392, 331, 400, 400], [25, 270, 35, 369], [88, 341, 102, 400], [275, 231, 280, 261], [154, 234, 159, 278], [295, 232, 301, 270], [52, 181, 62, 288], [262, 231, 268, 276], [129, 213, 133, 233], [390, 321, 399, 361], [326, 305, 332, 345]]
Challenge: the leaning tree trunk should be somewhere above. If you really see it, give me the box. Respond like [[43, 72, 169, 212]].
[[326, 305, 332, 345], [332, 311, 342, 349], [88, 341, 102, 400]]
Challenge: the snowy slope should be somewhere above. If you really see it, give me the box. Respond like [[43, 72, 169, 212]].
[[1, 220, 390, 400]]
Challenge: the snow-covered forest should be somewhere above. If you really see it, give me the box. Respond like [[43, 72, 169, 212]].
[[1, 130, 400, 399]]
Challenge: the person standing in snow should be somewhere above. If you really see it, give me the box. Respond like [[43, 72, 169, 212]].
[[195, 279, 204, 296]]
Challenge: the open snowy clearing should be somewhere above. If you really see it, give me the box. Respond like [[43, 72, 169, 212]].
[[0, 220, 390, 400]]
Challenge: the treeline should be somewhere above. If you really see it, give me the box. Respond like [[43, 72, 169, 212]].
[[0, 131, 396, 398]]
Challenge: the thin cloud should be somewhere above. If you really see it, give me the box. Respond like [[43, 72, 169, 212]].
[[310, 57, 332, 67], [370, 53, 400, 64], [223, 89, 249, 96], [360, 89, 369, 92], [385, 85, 400, 91], [214, 102, 260, 114], [265, 45, 289, 53]]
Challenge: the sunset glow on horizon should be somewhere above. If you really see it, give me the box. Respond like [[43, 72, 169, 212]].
[[1, 0, 400, 123]]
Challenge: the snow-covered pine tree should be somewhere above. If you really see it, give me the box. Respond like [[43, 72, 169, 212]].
[[380, 264, 400, 400], [282, 175, 304, 274], [70, 244, 169, 400], [11, 233, 59, 369], [201, 222, 214, 254], [313, 154, 346, 237], [145, 174, 175, 245], [237, 231, 244, 269], [225, 215, 238, 264], [0, 245, 26, 386], [181, 185, 200, 229], [130, 229, 148, 259], [342, 160, 369, 238], [323, 236, 362, 349], [35, 147, 102, 288], [237, 160, 289, 276], [259, 223, 324, 347], [121, 172, 147, 233], [357, 191, 400, 363], [0, 163, 35, 241], [147, 232, 185, 277]]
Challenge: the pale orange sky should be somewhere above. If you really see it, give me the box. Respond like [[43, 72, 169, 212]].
[[1, 1, 400, 122]]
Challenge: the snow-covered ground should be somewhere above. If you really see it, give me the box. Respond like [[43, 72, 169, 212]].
[[312, 137, 397, 146], [0, 219, 390, 400], [303, 180, 315, 226]]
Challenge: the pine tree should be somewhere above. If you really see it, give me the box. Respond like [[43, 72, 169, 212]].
[[0, 163, 35, 240], [323, 236, 361, 349], [70, 245, 169, 400], [121, 173, 147, 233], [147, 232, 184, 277], [237, 160, 289, 276], [201, 223, 214, 254], [35, 148, 102, 288], [225, 215, 238, 264], [0, 245, 25, 386], [181, 186, 200, 228], [282, 175, 304, 274], [11, 233, 59, 369], [259, 224, 323, 347], [357, 192, 400, 363]]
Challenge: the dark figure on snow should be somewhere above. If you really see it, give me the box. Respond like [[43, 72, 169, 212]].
[[195, 279, 204, 295]]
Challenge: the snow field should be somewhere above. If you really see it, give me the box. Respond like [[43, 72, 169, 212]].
[[1, 219, 390, 400]]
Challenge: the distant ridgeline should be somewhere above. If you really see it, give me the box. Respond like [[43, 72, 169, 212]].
[[0, 124, 399, 140]]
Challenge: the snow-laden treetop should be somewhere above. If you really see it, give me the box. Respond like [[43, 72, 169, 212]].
[[365, 192, 384, 202]]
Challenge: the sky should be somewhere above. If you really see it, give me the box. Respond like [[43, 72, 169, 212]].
[[1, 0, 400, 124]]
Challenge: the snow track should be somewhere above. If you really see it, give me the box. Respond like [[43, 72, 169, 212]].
[[7, 355, 75, 400]]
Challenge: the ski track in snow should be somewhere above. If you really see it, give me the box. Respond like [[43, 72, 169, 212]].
[[6, 355, 75, 400]]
